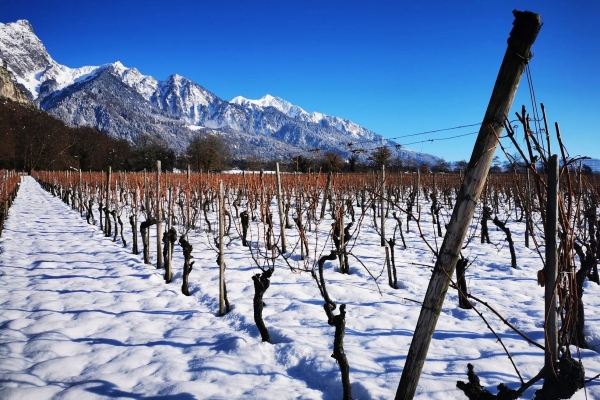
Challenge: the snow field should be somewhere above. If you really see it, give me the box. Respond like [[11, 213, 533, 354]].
[[1, 176, 600, 399]]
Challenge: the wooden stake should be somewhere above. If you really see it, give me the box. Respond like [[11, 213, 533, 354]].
[[381, 165, 386, 246], [165, 186, 173, 282], [187, 165, 191, 230], [525, 168, 531, 248], [396, 11, 541, 399], [156, 160, 162, 270], [338, 198, 345, 271], [276, 162, 287, 253], [105, 167, 111, 236], [545, 154, 559, 378], [218, 180, 226, 316], [320, 171, 332, 219], [78, 168, 83, 216]]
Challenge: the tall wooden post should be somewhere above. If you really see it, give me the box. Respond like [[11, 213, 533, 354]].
[[78, 168, 83, 216], [165, 187, 173, 282], [338, 197, 345, 270], [187, 164, 191, 231], [105, 167, 111, 236], [525, 168, 531, 248], [381, 165, 386, 246], [320, 171, 332, 219], [396, 11, 541, 399], [416, 168, 420, 210], [276, 163, 287, 253], [218, 180, 226, 316], [156, 160, 162, 270], [545, 154, 559, 378]]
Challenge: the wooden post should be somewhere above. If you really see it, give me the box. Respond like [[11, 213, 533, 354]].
[[218, 180, 226, 316], [525, 168, 531, 248], [144, 171, 149, 255], [156, 160, 162, 270], [395, 11, 541, 399], [187, 164, 191, 230], [105, 167, 111, 236], [320, 171, 332, 219], [276, 163, 287, 253], [381, 165, 386, 246], [165, 186, 173, 282], [416, 168, 420, 210], [338, 197, 345, 271], [132, 185, 139, 255], [545, 154, 559, 378], [78, 168, 83, 216]]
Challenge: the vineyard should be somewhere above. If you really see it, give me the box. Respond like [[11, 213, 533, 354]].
[[2, 146, 600, 398]]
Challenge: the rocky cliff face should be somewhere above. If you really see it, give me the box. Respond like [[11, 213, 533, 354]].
[[0, 62, 29, 104]]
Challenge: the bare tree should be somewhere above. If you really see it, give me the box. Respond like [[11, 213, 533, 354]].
[[186, 134, 231, 172]]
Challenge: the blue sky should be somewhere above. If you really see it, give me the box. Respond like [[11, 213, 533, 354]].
[[3, 0, 599, 162]]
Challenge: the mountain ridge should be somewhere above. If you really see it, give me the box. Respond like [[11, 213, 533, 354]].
[[0, 19, 440, 166]]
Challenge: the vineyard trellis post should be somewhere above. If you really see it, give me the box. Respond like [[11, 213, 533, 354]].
[[156, 160, 163, 270], [78, 168, 82, 216], [416, 168, 420, 210], [381, 164, 386, 246], [320, 171, 332, 219], [218, 179, 226, 316], [105, 166, 111, 236], [395, 10, 541, 400], [165, 186, 173, 283], [525, 167, 531, 248], [187, 164, 191, 230], [545, 154, 558, 379], [338, 197, 345, 271], [276, 162, 287, 253]]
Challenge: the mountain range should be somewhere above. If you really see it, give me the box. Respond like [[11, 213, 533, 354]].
[[0, 19, 440, 165]]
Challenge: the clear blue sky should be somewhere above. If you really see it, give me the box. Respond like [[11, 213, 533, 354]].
[[3, 0, 599, 162]]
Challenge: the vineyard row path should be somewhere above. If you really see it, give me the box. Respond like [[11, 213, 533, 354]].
[[0, 176, 323, 399]]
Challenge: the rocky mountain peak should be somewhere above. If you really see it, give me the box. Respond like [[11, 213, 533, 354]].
[[0, 19, 441, 166], [0, 20, 54, 95]]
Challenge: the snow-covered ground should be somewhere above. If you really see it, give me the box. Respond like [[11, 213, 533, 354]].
[[1, 177, 600, 399]]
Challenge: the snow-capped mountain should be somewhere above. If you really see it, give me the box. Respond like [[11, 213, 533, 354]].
[[0, 20, 100, 101], [0, 19, 440, 165], [231, 94, 378, 142]]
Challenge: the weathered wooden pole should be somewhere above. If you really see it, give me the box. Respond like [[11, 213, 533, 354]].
[[132, 185, 139, 255], [105, 167, 111, 236], [276, 163, 287, 253], [525, 168, 531, 248], [78, 168, 83, 216], [320, 171, 332, 219], [187, 164, 191, 231], [416, 168, 420, 210], [165, 186, 173, 282], [545, 154, 559, 379], [338, 197, 345, 271], [218, 180, 226, 316], [381, 165, 386, 246], [396, 11, 541, 399], [156, 160, 163, 270]]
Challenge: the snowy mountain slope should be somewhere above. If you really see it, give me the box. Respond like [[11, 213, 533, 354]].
[[231, 94, 378, 141], [0, 20, 99, 100], [0, 19, 439, 164]]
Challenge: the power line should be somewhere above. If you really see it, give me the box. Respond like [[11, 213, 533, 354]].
[[385, 123, 481, 142], [399, 131, 479, 147], [346, 122, 482, 148], [286, 128, 481, 160]]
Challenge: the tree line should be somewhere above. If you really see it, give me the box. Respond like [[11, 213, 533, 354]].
[[0, 98, 231, 173]]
